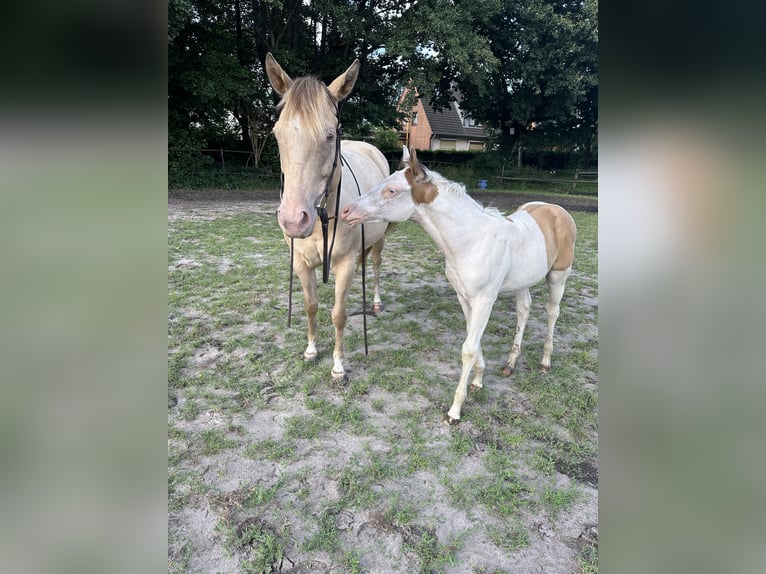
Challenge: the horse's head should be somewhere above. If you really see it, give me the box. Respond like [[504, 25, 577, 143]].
[[265, 53, 360, 238], [341, 146, 438, 226]]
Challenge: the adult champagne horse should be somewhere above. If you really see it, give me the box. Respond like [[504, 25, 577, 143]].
[[265, 53, 391, 379]]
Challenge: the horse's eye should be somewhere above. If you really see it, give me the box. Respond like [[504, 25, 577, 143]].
[[326, 133, 335, 142], [383, 188, 397, 198]]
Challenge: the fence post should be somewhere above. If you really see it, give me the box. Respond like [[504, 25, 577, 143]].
[[572, 169, 579, 193], [220, 148, 225, 172]]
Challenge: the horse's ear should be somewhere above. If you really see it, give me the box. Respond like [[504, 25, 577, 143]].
[[402, 146, 411, 166], [408, 147, 428, 182], [404, 146, 438, 203], [327, 59, 360, 102], [409, 147, 419, 167], [265, 53, 292, 95]]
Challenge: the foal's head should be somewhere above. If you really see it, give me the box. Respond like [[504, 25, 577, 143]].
[[265, 53, 359, 238], [341, 146, 439, 226]]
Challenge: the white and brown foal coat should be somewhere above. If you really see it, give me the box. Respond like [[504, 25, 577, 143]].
[[342, 147, 577, 423]]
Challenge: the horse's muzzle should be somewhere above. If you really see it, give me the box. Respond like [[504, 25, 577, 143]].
[[340, 204, 365, 227], [278, 206, 314, 238]]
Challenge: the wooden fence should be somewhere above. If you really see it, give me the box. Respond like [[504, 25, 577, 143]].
[[495, 164, 598, 192]]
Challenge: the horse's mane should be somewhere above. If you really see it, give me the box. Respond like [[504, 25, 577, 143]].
[[275, 77, 337, 143], [428, 169, 506, 218]]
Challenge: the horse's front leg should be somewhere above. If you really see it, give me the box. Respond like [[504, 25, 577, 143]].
[[456, 292, 485, 392], [446, 296, 494, 425], [294, 259, 319, 361], [330, 254, 356, 380]]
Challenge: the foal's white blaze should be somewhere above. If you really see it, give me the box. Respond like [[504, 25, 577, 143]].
[[342, 146, 577, 424]]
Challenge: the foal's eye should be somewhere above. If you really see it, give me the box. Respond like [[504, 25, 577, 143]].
[[383, 188, 397, 198]]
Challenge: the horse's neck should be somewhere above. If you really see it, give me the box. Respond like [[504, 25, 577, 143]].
[[417, 191, 493, 261]]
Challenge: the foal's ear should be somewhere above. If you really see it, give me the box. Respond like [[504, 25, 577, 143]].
[[265, 53, 292, 95], [402, 145, 411, 165], [408, 147, 428, 182], [327, 59, 360, 102], [404, 146, 438, 204]]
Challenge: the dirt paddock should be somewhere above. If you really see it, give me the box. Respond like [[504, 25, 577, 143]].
[[168, 189, 598, 574]]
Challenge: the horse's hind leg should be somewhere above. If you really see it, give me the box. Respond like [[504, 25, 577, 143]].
[[503, 288, 531, 376], [370, 237, 385, 312], [295, 260, 319, 361], [541, 267, 571, 373]]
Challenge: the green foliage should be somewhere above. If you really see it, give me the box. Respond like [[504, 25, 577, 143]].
[[168, 0, 597, 170], [371, 126, 401, 151], [541, 483, 581, 515], [384, 0, 597, 157], [580, 544, 599, 573]]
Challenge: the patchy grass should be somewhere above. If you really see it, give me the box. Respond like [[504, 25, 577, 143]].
[[168, 198, 598, 573]]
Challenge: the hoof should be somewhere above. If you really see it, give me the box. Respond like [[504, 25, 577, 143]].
[[444, 415, 460, 426], [372, 303, 383, 313], [304, 352, 318, 364], [331, 370, 347, 381], [502, 365, 514, 376], [468, 383, 482, 393], [539, 365, 550, 374]]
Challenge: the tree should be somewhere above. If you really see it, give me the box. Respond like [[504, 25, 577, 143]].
[[462, 0, 598, 160], [169, 0, 409, 159], [387, 0, 597, 162], [168, 0, 598, 169]]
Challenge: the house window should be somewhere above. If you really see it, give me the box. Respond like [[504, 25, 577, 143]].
[[411, 112, 418, 126], [463, 116, 478, 128], [439, 139, 457, 150]]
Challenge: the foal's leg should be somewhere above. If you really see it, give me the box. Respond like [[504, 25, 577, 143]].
[[446, 297, 494, 425], [541, 267, 571, 373], [456, 292, 485, 392], [503, 288, 531, 376], [294, 260, 319, 361], [370, 237, 385, 312], [330, 254, 356, 379]]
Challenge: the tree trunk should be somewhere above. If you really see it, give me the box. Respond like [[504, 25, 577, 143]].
[[236, 104, 251, 148]]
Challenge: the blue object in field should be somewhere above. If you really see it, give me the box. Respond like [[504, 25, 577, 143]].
[[478, 179, 488, 189]]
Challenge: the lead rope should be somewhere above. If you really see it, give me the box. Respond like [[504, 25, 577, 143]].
[[288, 238, 294, 327], [321, 116, 343, 284], [341, 154, 368, 356]]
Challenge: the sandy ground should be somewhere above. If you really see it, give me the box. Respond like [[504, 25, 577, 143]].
[[168, 191, 598, 574]]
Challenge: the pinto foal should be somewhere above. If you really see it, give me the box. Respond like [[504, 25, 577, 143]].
[[342, 147, 577, 424]]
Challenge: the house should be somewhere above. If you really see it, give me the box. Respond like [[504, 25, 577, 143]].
[[398, 87, 488, 151]]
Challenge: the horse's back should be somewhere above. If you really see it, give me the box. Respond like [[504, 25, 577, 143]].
[[341, 140, 390, 180], [515, 202, 577, 271]]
